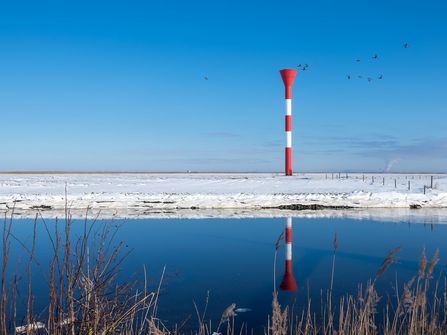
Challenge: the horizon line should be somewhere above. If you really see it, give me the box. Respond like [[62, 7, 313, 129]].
[[0, 171, 446, 175]]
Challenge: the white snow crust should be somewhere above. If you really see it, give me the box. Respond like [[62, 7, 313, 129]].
[[1, 173, 446, 220]]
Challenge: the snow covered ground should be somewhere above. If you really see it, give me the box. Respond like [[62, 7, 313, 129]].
[[1, 173, 446, 220]]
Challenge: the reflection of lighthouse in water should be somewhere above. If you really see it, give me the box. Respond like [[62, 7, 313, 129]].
[[280, 217, 298, 291]]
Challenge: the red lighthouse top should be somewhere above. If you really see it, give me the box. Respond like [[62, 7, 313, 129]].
[[280, 69, 297, 99]]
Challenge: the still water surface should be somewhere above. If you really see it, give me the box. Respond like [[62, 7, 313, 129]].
[[7, 214, 447, 331]]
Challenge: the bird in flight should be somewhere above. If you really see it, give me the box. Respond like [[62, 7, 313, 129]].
[[358, 75, 363, 79], [367, 77, 373, 82], [303, 64, 309, 68], [378, 75, 383, 80], [372, 54, 379, 60], [297, 64, 302, 68], [356, 59, 361, 62], [403, 42, 409, 49], [203, 76, 208, 80], [347, 75, 351, 80]]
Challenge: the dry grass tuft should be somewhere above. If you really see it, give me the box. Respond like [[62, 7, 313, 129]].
[[419, 247, 427, 279], [269, 292, 288, 335], [1, 205, 161, 335], [376, 246, 401, 279], [426, 249, 439, 279]]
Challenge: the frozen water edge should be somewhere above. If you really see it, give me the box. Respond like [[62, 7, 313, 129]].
[[0, 173, 446, 221], [2, 208, 447, 225]]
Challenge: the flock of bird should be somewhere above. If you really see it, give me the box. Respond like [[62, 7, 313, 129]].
[[347, 42, 409, 82], [297, 63, 310, 71], [203, 42, 409, 81], [296, 42, 409, 83]]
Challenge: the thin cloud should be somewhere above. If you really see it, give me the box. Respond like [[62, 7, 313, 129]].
[[203, 132, 241, 138], [296, 135, 447, 162], [307, 135, 399, 149], [364, 137, 447, 159], [262, 139, 283, 148]]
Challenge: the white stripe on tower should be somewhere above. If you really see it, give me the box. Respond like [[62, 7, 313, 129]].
[[285, 217, 292, 260], [286, 130, 292, 149], [286, 99, 292, 115], [286, 99, 292, 151], [286, 244, 292, 261]]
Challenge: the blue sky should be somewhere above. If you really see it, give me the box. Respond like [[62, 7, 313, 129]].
[[0, 0, 446, 172]]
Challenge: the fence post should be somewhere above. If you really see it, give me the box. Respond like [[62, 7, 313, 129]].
[[383, 177, 385, 186], [408, 180, 410, 190], [395, 179, 397, 188], [431, 176, 433, 188]]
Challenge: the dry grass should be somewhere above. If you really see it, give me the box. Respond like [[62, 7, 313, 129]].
[[1, 205, 447, 334], [281, 245, 447, 335], [1, 207, 162, 335]]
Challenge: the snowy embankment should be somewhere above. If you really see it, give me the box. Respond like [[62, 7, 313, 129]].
[[0, 173, 446, 219]]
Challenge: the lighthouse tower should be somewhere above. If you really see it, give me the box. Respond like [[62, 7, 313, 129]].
[[279, 69, 297, 176]]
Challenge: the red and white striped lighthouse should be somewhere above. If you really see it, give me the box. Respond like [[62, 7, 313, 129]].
[[280, 69, 297, 176], [280, 217, 298, 291]]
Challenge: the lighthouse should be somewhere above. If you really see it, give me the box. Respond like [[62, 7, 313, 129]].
[[279, 69, 297, 176]]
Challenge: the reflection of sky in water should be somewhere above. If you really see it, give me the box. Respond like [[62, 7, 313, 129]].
[[7, 216, 447, 332]]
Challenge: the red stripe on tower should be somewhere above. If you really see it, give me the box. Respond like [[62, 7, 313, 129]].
[[280, 69, 297, 176], [280, 217, 298, 292], [285, 115, 292, 131], [285, 148, 292, 175]]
